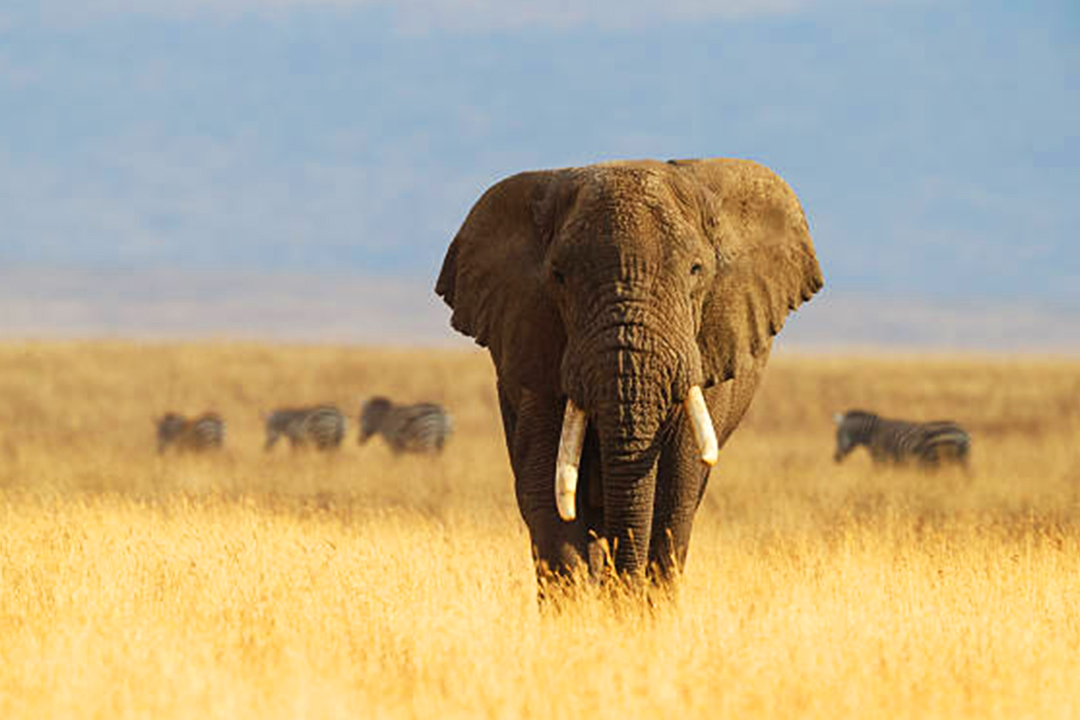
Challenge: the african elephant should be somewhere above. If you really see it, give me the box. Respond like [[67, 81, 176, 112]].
[[436, 158, 823, 595]]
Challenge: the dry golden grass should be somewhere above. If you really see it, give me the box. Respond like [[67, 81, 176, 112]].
[[1, 341, 1078, 719]]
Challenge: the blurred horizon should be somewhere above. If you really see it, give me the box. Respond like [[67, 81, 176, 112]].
[[2, 1, 1077, 345], [2, 266, 1077, 351]]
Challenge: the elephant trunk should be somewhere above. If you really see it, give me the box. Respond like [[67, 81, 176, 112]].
[[554, 386, 717, 523], [598, 400, 663, 576], [557, 299, 718, 576], [588, 341, 677, 577]]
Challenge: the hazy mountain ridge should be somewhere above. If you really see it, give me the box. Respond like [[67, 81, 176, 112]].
[[2, 268, 1076, 351], [3, 4, 1076, 303]]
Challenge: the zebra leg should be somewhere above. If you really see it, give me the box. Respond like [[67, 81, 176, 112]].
[[961, 450, 974, 476]]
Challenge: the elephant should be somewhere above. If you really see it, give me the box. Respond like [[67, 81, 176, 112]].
[[435, 158, 823, 597]]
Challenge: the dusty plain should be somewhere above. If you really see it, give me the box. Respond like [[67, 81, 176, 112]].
[[0, 341, 1077, 719]]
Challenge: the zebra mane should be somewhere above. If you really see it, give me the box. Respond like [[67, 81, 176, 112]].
[[842, 409, 878, 421]]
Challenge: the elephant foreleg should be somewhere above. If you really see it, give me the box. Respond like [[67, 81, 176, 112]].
[[647, 384, 733, 587], [648, 419, 710, 587], [505, 388, 591, 588]]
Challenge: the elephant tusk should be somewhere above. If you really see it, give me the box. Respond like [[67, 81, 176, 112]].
[[685, 386, 719, 466], [555, 398, 587, 522]]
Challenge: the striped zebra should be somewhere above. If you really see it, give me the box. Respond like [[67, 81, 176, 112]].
[[263, 405, 346, 451], [358, 397, 453, 454], [833, 410, 971, 469], [156, 412, 225, 453]]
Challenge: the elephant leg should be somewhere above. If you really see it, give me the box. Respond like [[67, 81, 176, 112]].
[[578, 426, 609, 580], [647, 416, 710, 588], [496, 382, 518, 457], [647, 383, 735, 587], [501, 387, 591, 590]]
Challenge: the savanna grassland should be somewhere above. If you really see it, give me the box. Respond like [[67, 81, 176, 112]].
[[0, 341, 1078, 719]]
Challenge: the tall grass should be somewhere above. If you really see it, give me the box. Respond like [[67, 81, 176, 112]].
[[0, 341, 1077, 719]]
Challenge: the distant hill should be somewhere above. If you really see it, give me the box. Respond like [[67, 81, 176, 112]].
[[0, 268, 461, 346], [2, 268, 1077, 351]]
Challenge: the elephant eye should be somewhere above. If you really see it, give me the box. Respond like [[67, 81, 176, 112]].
[[690, 262, 704, 277], [552, 268, 566, 285]]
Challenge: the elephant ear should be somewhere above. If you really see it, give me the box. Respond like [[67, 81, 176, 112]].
[[435, 170, 571, 393], [671, 158, 824, 385]]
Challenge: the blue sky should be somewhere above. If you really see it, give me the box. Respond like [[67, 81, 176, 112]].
[[2, 0, 1077, 303]]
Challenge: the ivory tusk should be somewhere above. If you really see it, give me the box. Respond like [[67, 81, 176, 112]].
[[685, 386, 719, 466], [555, 399, 587, 522]]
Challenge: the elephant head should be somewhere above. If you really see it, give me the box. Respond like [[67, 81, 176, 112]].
[[436, 158, 822, 583]]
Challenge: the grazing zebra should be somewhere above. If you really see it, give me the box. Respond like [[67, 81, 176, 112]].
[[156, 412, 225, 453], [359, 397, 453, 454], [833, 410, 971, 469], [263, 405, 346, 451]]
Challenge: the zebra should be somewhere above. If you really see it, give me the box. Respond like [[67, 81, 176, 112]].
[[358, 397, 453, 454], [263, 405, 346, 451], [833, 409, 971, 469], [156, 412, 225, 453]]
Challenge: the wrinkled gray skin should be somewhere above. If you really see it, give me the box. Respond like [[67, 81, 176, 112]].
[[436, 158, 823, 597]]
